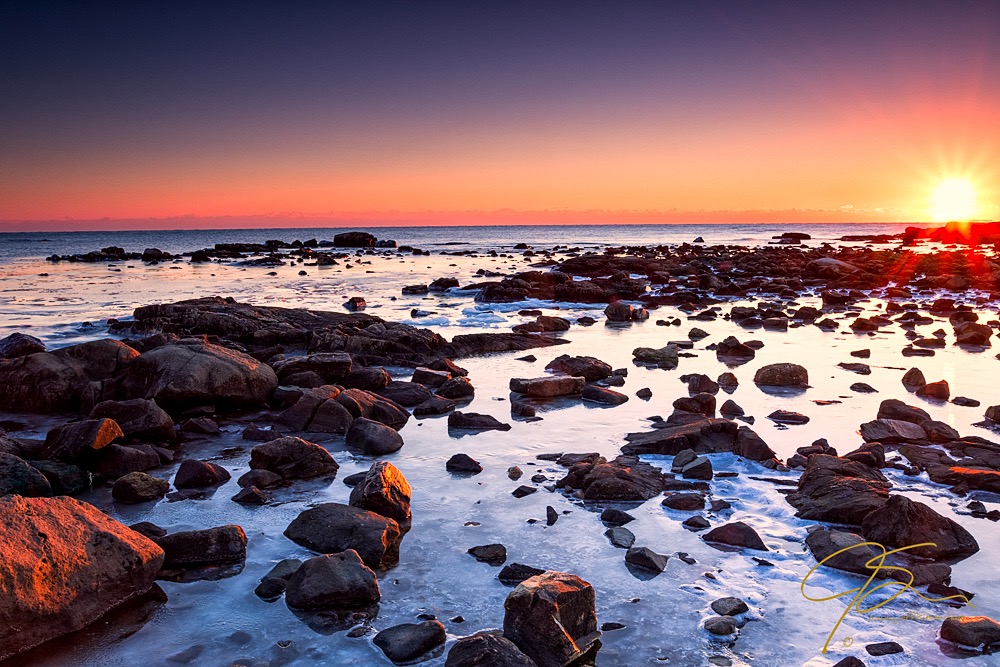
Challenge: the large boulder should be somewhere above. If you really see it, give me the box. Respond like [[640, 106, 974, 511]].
[[157, 525, 247, 567], [940, 616, 1000, 651], [703, 521, 768, 551], [284, 503, 401, 569], [273, 353, 352, 385], [117, 340, 277, 412], [621, 418, 739, 456], [861, 495, 979, 561], [249, 436, 339, 480], [445, 630, 536, 666], [90, 399, 174, 440], [859, 419, 927, 443], [503, 571, 600, 667], [753, 363, 808, 387], [349, 460, 412, 526], [805, 528, 883, 575], [0, 496, 163, 661], [876, 399, 930, 424], [284, 550, 381, 610], [557, 456, 666, 501], [786, 455, 890, 524], [0, 339, 139, 412], [345, 418, 404, 455], [0, 453, 53, 497], [333, 231, 376, 247]]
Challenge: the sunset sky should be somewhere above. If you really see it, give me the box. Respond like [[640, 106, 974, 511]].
[[2, 1, 998, 229]]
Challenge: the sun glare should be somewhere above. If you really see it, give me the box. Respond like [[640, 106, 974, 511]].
[[930, 178, 977, 222]]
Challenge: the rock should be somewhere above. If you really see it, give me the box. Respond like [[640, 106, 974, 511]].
[[284, 502, 401, 568], [685, 373, 720, 395], [786, 455, 890, 524], [411, 367, 451, 388], [180, 416, 220, 435], [859, 419, 926, 443], [901, 367, 926, 388], [0, 332, 45, 358], [285, 550, 381, 610], [877, 399, 930, 424], [545, 355, 612, 382], [449, 412, 512, 431], [437, 376, 476, 400], [662, 492, 706, 510], [546, 505, 558, 525], [605, 526, 636, 548], [118, 340, 278, 413], [600, 508, 635, 525], [349, 461, 412, 525], [683, 516, 710, 531], [0, 453, 53, 497], [681, 456, 713, 480], [581, 385, 628, 405], [173, 459, 231, 489], [753, 363, 808, 387], [865, 642, 903, 656], [336, 388, 410, 429], [767, 410, 809, 425], [0, 496, 163, 661], [851, 382, 878, 393], [274, 353, 353, 385], [237, 469, 282, 489], [861, 495, 979, 560], [249, 436, 339, 480], [342, 366, 391, 391], [704, 616, 737, 636], [333, 231, 376, 247], [703, 521, 768, 551], [805, 528, 883, 575], [41, 418, 123, 464], [503, 571, 600, 667], [112, 472, 170, 503], [90, 443, 161, 477], [28, 460, 91, 495], [719, 399, 744, 416], [277, 386, 354, 434], [447, 453, 483, 474], [557, 457, 666, 500], [631, 344, 678, 368], [414, 395, 457, 416], [498, 563, 546, 585], [711, 597, 749, 616], [716, 336, 756, 360], [604, 301, 634, 322], [374, 620, 447, 664], [512, 485, 536, 498], [0, 339, 139, 412], [830, 657, 866, 667], [624, 547, 668, 572], [445, 630, 536, 667], [916, 380, 950, 400], [987, 405, 1000, 422], [157, 525, 247, 567], [231, 486, 267, 505], [509, 376, 585, 397], [468, 544, 508, 565], [90, 399, 174, 440], [940, 616, 1000, 650], [346, 417, 404, 455], [636, 387, 652, 400]]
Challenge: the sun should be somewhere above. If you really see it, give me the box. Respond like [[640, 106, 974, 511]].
[[930, 178, 977, 222]]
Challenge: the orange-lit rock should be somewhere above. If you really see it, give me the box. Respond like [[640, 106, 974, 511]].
[[0, 495, 164, 661]]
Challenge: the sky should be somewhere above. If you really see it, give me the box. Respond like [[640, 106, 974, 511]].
[[1, 0, 998, 230]]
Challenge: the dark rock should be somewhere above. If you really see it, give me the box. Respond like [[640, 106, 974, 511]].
[[865, 642, 903, 656], [625, 546, 668, 572], [703, 521, 768, 551], [42, 418, 123, 464], [901, 367, 926, 388], [374, 620, 447, 664], [336, 388, 409, 429], [27, 460, 91, 495], [444, 630, 536, 667], [545, 355, 612, 382], [231, 486, 268, 505], [786, 455, 890, 524], [284, 550, 381, 610], [704, 616, 737, 636], [916, 380, 950, 400], [753, 363, 808, 387], [711, 597, 749, 616], [0, 453, 53, 497], [877, 398, 930, 424], [449, 412, 512, 432], [90, 399, 174, 441], [437, 376, 476, 400], [767, 410, 809, 425], [605, 526, 636, 548], [333, 231, 376, 247], [173, 459, 231, 489], [503, 571, 600, 667], [861, 495, 979, 560], [557, 457, 666, 500], [512, 485, 536, 498], [509, 376, 585, 397], [284, 503, 401, 569], [940, 616, 1000, 650], [600, 508, 635, 525], [414, 395, 457, 416], [468, 544, 507, 565], [662, 492, 706, 510], [805, 528, 883, 575], [582, 384, 628, 405], [157, 525, 247, 567], [0, 332, 45, 359], [112, 472, 169, 503], [447, 453, 483, 474], [249, 436, 339, 480], [345, 417, 404, 455]]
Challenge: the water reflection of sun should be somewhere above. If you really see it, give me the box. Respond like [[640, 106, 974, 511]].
[[930, 178, 977, 222]]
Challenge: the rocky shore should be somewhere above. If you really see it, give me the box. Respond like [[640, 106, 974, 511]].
[[2, 228, 1000, 666]]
